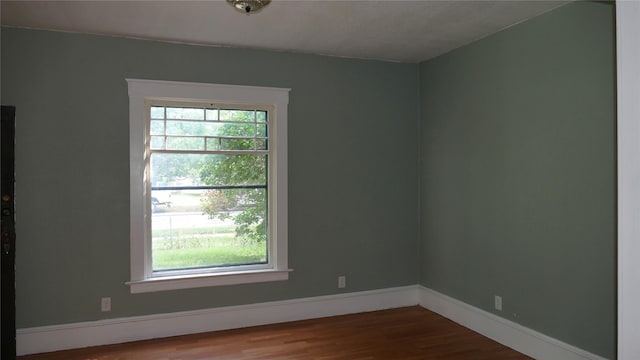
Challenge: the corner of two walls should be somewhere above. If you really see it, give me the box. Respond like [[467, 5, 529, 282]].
[[417, 2, 616, 358]]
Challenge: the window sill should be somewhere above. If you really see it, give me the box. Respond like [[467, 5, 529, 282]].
[[127, 269, 293, 294]]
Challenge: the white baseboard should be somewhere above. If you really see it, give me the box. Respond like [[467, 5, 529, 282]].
[[17, 285, 608, 359], [417, 286, 608, 360], [17, 285, 418, 356]]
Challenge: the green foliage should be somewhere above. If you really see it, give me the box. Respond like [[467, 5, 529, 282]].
[[199, 120, 268, 244], [199, 188, 267, 244]]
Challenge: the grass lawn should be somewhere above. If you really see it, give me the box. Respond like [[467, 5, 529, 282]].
[[152, 227, 266, 270], [153, 226, 235, 238], [153, 245, 266, 270]]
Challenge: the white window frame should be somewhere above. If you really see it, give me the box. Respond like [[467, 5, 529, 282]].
[[126, 79, 291, 293], [617, 1, 640, 358]]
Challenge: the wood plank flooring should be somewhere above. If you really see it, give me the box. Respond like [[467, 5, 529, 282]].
[[18, 306, 532, 360]]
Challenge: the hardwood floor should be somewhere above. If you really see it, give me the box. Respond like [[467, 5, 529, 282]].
[[18, 306, 531, 360]]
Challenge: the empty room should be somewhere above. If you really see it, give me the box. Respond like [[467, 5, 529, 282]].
[[1, 1, 639, 359]]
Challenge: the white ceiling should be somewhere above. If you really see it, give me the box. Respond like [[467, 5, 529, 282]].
[[1, 0, 569, 63]]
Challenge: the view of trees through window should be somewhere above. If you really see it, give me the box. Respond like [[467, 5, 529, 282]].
[[149, 105, 269, 271]]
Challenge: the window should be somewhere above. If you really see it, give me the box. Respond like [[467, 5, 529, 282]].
[[127, 79, 290, 293]]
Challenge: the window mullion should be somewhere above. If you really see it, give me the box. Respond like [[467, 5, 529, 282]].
[[151, 149, 269, 156], [151, 184, 267, 191]]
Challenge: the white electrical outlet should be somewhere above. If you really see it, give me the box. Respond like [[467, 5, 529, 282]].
[[101, 297, 111, 312], [494, 295, 502, 311], [338, 275, 346, 289]]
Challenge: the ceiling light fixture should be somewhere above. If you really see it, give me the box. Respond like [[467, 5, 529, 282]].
[[226, 0, 271, 14]]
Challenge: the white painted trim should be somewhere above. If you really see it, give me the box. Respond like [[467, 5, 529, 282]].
[[126, 269, 292, 294], [616, 2, 640, 359], [127, 79, 291, 105], [418, 286, 608, 360], [16, 286, 418, 356], [15, 285, 607, 358], [126, 79, 290, 293]]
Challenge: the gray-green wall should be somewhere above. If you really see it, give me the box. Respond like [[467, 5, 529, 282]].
[[1, 28, 420, 327], [420, 2, 615, 358], [1, 1, 617, 358]]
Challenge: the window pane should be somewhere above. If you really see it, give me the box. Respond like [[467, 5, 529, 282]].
[[150, 106, 165, 119], [256, 111, 267, 123], [151, 188, 268, 271], [151, 153, 266, 187], [165, 121, 222, 136], [256, 123, 267, 137], [150, 120, 165, 135], [255, 139, 267, 150], [200, 154, 267, 186], [166, 137, 205, 151], [150, 136, 165, 150], [205, 109, 218, 121], [220, 110, 254, 122], [220, 138, 254, 151], [221, 123, 256, 136], [166, 107, 204, 120]]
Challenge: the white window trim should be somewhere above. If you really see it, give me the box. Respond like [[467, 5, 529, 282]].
[[617, 1, 640, 358], [126, 79, 291, 294]]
